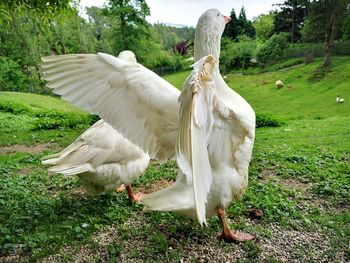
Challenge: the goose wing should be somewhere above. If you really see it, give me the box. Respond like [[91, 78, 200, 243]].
[[41, 53, 180, 162]]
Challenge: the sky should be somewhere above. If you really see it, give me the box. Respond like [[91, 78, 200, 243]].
[[80, 0, 284, 27]]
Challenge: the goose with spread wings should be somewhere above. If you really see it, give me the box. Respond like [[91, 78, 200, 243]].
[[41, 9, 255, 242]]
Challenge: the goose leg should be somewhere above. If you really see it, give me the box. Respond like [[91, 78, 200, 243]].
[[216, 207, 254, 242], [126, 185, 142, 202]]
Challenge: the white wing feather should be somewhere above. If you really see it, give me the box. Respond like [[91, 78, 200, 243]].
[[176, 55, 216, 225], [41, 53, 180, 162], [42, 119, 146, 171]]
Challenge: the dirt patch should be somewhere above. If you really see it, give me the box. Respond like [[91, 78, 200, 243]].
[[137, 179, 173, 194], [47, 185, 86, 198], [278, 178, 310, 192], [18, 166, 37, 175], [0, 143, 53, 155], [260, 166, 278, 179]]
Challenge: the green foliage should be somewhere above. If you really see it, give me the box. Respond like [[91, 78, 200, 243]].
[[103, 0, 150, 52], [223, 7, 255, 40], [341, 10, 350, 40], [31, 111, 93, 130], [237, 7, 255, 38], [0, 57, 28, 91], [0, 100, 31, 114], [0, 1, 194, 93], [256, 113, 284, 128], [223, 8, 239, 40], [253, 14, 274, 42], [1, 0, 73, 12], [220, 36, 256, 72], [256, 33, 290, 63], [273, 0, 308, 43], [301, 0, 327, 43], [0, 99, 94, 131], [153, 23, 195, 51], [239, 58, 305, 75]]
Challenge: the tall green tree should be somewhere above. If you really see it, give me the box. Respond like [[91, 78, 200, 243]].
[[253, 14, 274, 41], [103, 0, 150, 52], [223, 8, 239, 40], [237, 7, 255, 38], [273, 0, 309, 43], [86, 6, 115, 53], [322, 0, 350, 68], [301, 0, 326, 42], [1, 0, 73, 12], [341, 9, 350, 40], [0, 1, 96, 92], [301, 0, 349, 68]]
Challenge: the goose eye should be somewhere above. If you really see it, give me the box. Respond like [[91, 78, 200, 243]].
[[217, 13, 220, 17]]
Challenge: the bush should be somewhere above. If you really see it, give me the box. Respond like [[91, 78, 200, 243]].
[[256, 113, 285, 128], [220, 36, 257, 73], [0, 57, 28, 91], [256, 33, 290, 63], [152, 52, 191, 75], [31, 110, 95, 130], [0, 100, 32, 115]]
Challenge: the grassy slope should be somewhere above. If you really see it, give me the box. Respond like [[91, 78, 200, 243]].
[[164, 57, 350, 120], [0, 92, 92, 147], [0, 92, 88, 114], [0, 58, 349, 262]]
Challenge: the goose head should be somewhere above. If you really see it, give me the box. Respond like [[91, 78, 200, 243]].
[[118, 50, 137, 63], [194, 9, 230, 62]]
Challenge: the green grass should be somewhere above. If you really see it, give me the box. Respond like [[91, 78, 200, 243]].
[[164, 57, 350, 120], [0, 57, 349, 262], [0, 92, 87, 113], [230, 57, 350, 120]]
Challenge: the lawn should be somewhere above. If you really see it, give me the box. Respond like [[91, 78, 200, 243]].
[[0, 58, 349, 262]]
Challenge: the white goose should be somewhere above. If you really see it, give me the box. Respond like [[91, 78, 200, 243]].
[[142, 9, 256, 241], [42, 51, 150, 201], [41, 9, 255, 242]]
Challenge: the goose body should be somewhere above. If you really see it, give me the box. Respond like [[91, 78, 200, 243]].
[[42, 51, 150, 199], [43, 119, 150, 195], [41, 9, 255, 241], [142, 9, 255, 241]]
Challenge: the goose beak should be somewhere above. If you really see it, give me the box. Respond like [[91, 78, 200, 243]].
[[224, 16, 231, 24]]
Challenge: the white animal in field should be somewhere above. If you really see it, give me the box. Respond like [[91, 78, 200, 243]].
[[40, 9, 255, 242], [336, 95, 344, 103], [275, 80, 284, 89]]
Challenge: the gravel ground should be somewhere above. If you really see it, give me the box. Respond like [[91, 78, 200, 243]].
[[23, 216, 345, 263]]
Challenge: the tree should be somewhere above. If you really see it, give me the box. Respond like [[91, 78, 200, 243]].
[[301, 0, 326, 43], [86, 6, 115, 53], [256, 33, 290, 63], [220, 35, 256, 71], [1, 0, 73, 11], [0, 1, 95, 92], [341, 9, 350, 40], [237, 7, 255, 38], [223, 8, 239, 40], [273, 0, 309, 43], [322, 0, 350, 68], [253, 14, 274, 41], [103, 0, 150, 52]]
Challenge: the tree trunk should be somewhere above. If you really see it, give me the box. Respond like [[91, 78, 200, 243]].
[[291, 6, 295, 44], [322, 0, 349, 69]]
